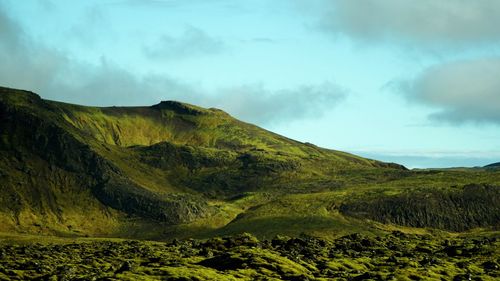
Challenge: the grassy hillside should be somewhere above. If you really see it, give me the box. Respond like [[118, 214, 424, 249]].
[[0, 86, 499, 240]]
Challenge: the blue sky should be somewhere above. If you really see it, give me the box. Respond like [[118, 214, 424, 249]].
[[1, 0, 500, 168]]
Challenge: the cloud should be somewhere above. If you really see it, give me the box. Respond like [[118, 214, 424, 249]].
[[143, 26, 226, 60], [204, 83, 346, 125], [315, 1, 500, 124], [0, 5, 201, 106], [0, 5, 344, 125], [398, 57, 500, 124], [0, 5, 163, 106], [316, 0, 500, 48], [0, 5, 23, 50]]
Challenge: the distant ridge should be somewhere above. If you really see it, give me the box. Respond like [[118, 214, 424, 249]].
[[485, 162, 500, 168]]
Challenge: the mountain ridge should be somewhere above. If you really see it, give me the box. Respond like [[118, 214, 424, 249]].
[[0, 86, 499, 239]]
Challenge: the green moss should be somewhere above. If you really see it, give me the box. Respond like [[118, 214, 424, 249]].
[[2, 232, 499, 280]]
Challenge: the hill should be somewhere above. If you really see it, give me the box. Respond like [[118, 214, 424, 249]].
[[485, 162, 500, 168], [0, 86, 499, 239]]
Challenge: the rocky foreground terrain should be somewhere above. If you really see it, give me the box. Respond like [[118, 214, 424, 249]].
[[1, 232, 499, 281]]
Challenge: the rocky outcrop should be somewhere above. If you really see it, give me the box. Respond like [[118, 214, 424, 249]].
[[134, 141, 235, 170], [340, 184, 500, 231], [93, 177, 211, 224], [151, 101, 207, 115]]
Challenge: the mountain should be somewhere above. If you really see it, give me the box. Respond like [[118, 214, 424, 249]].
[[0, 86, 499, 239], [485, 162, 500, 168]]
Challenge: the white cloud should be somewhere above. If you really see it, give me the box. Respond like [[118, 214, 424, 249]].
[[399, 57, 500, 124], [205, 83, 346, 125], [316, 0, 500, 48]]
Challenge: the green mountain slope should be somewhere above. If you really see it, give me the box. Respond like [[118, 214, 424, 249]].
[[0, 86, 499, 239]]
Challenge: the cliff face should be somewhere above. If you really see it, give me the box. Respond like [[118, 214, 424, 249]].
[[340, 184, 500, 231]]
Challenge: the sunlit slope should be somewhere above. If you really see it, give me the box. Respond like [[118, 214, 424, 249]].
[[54, 98, 387, 168]]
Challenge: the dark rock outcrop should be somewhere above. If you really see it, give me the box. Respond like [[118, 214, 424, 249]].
[[340, 184, 500, 231], [93, 177, 210, 224]]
